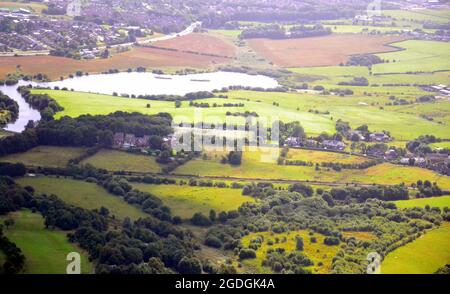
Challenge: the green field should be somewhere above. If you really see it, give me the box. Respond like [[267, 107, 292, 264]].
[[131, 183, 255, 219], [393, 195, 450, 210], [33, 89, 450, 141], [381, 9, 450, 24], [17, 176, 148, 220], [81, 149, 162, 173], [285, 148, 370, 164], [381, 222, 450, 274], [174, 148, 450, 189], [240, 230, 340, 274], [0, 210, 92, 274], [373, 40, 450, 74], [0, 146, 86, 167]]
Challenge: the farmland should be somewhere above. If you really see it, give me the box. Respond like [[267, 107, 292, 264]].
[[33, 88, 450, 140], [372, 40, 450, 74], [247, 34, 406, 67], [393, 195, 450, 210], [0, 46, 230, 80], [174, 150, 450, 189], [0, 210, 92, 274], [131, 183, 255, 219], [80, 149, 162, 173], [17, 176, 148, 220], [0, 146, 86, 167], [153, 33, 236, 58], [240, 230, 340, 274], [381, 222, 450, 274], [285, 149, 371, 165]]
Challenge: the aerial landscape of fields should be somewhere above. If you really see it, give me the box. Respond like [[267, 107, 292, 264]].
[[0, 0, 449, 283]]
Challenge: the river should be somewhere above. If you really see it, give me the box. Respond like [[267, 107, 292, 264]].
[[1, 71, 279, 132]]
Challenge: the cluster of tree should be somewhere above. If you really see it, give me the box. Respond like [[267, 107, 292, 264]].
[[262, 249, 313, 274], [118, 91, 215, 102], [225, 111, 259, 118], [323, 185, 409, 204], [243, 182, 277, 199], [338, 77, 369, 86], [416, 95, 436, 103], [0, 79, 19, 86], [239, 24, 332, 40], [406, 135, 441, 154], [0, 162, 27, 177], [0, 91, 19, 126], [18, 86, 64, 120], [289, 24, 332, 38], [34, 112, 172, 148], [0, 175, 200, 274], [330, 88, 354, 96], [0, 225, 25, 274], [221, 151, 243, 165], [346, 54, 383, 66], [42, 4, 66, 15], [203, 185, 445, 273], [414, 180, 443, 198]]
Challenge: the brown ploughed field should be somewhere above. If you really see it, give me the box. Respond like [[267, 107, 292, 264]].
[[153, 33, 236, 58], [0, 46, 230, 80], [247, 34, 406, 67]]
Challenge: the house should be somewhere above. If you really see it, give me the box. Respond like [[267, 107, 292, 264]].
[[322, 140, 345, 151], [285, 137, 302, 147], [369, 132, 391, 142], [304, 139, 317, 148], [123, 133, 136, 148], [135, 135, 150, 148], [113, 132, 124, 146], [347, 130, 365, 141], [384, 149, 398, 160]]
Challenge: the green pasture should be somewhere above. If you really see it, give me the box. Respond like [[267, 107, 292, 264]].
[[240, 230, 340, 274], [0, 210, 93, 274], [17, 176, 148, 220], [393, 195, 450, 210], [0, 146, 86, 167], [80, 149, 162, 173], [131, 183, 255, 219], [381, 222, 450, 274]]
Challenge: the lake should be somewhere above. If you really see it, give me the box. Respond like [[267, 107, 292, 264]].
[[1, 71, 279, 132], [40, 71, 279, 96]]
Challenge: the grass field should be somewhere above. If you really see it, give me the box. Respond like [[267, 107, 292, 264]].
[[247, 34, 405, 67], [0, 1, 48, 13], [175, 148, 450, 189], [17, 176, 148, 220], [0, 146, 86, 167], [0, 210, 92, 274], [240, 230, 340, 274], [34, 89, 450, 141], [131, 183, 255, 219], [81, 149, 162, 173], [285, 148, 370, 165], [381, 222, 450, 274], [341, 231, 376, 241], [381, 9, 450, 24], [373, 40, 450, 74], [393, 195, 450, 210], [0, 46, 229, 80]]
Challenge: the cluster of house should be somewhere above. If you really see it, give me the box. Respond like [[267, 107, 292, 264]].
[[346, 129, 392, 143], [0, 8, 132, 55], [113, 132, 174, 150], [399, 153, 450, 175], [285, 137, 346, 151], [423, 84, 450, 99], [113, 133, 151, 149]]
